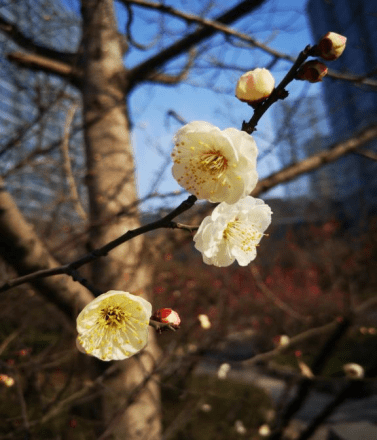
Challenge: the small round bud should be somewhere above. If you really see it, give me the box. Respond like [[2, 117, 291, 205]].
[[343, 363, 364, 379], [199, 403, 212, 413], [0, 374, 15, 387], [235, 68, 275, 105], [198, 314, 211, 329], [273, 334, 290, 347], [152, 308, 181, 328], [234, 420, 247, 435], [316, 32, 347, 61], [217, 363, 231, 380], [258, 424, 271, 437], [296, 60, 328, 83]]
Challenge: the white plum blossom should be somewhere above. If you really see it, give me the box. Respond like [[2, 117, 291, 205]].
[[171, 121, 258, 204], [194, 196, 272, 267], [76, 290, 152, 361]]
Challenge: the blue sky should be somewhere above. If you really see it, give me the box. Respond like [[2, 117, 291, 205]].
[[62, 0, 330, 211]]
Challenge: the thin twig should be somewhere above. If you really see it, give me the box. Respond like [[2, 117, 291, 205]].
[[60, 103, 87, 220], [0, 195, 197, 293], [242, 45, 314, 134]]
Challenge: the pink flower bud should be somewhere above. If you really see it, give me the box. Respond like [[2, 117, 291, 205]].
[[152, 308, 181, 328], [296, 60, 328, 83], [316, 32, 347, 61], [235, 68, 275, 104]]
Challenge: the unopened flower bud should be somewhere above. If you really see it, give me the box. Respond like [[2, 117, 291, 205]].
[[0, 374, 15, 387], [234, 420, 247, 435], [343, 363, 364, 379], [296, 60, 328, 83], [217, 363, 231, 380], [152, 308, 181, 329], [316, 32, 347, 61], [273, 334, 290, 347], [258, 424, 271, 437], [199, 403, 212, 413], [235, 68, 275, 105], [198, 314, 211, 329]]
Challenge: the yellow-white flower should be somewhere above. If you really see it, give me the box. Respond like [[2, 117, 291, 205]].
[[194, 196, 272, 267], [76, 290, 152, 361], [171, 121, 258, 204]]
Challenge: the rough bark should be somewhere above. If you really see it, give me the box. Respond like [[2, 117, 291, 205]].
[[0, 177, 94, 320], [80, 0, 161, 438]]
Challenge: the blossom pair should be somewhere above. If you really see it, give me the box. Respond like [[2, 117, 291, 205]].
[[76, 290, 181, 361], [172, 121, 272, 267]]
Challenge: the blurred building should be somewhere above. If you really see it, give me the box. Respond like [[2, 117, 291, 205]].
[[272, 94, 333, 200], [306, 0, 377, 216], [0, 0, 83, 222]]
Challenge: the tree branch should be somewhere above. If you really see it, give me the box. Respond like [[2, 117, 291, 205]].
[[126, 0, 266, 90], [0, 15, 77, 64], [123, 0, 377, 89], [0, 195, 197, 293], [7, 52, 82, 85], [145, 48, 196, 85], [251, 124, 377, 197], [0, 177, 94, 319]]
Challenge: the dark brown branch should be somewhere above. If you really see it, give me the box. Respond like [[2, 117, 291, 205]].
[[0, 15, 77, 64], [0, 195, 197, 293], [146, 48, 196, 85], [123, 0, 377, 89], [123, 0, 290, 61], [0, 178, 94, 319], [353, 148, 377, 161], [297, 381, 360, 440], [242, 45, 314, 134], [268, 316, 352, 440], [251, 124, 377, 197], [126, 0, 266, 90], [7, 52, 82, 85]]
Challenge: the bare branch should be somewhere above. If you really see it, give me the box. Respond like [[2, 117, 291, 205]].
[[60, 103, 87, 220], [124, 0, 377, 89], [126, 0, 266, 90], [250, 266, 309, 322], [0, 15, 77, 64], [146, 48, 196, 85], [7, 52, 82, 85], [252, 124, 377, 197], [0, 195, 197, 293], [353, 148, 377, 161], [122, 0, 291, 61], [0, 177, 94, 318]]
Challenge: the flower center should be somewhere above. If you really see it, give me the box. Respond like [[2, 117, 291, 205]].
[[223, 218, 263, 252], [199, 151, 228, 176], [100, 305, 126, 329]]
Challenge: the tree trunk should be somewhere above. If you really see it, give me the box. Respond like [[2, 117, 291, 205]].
[[80, 0, 161, 438]]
